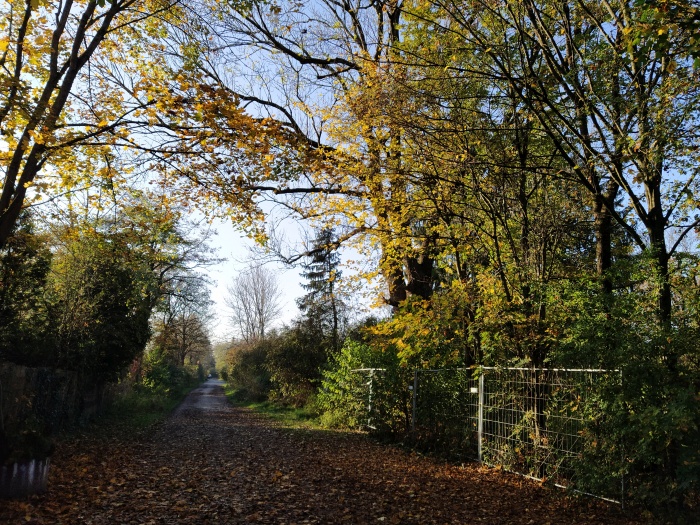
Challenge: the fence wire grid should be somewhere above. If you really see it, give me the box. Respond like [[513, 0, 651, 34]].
[[355, 366, 624, 503]]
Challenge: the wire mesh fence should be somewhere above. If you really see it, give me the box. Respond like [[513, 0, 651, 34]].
[[349, 367, 413, 436], [349, 366, 623, 501], [409, 368, 479, 461], [410, 367, 623, 502]]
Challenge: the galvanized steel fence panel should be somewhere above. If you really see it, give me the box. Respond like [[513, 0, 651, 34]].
[[351, 366, 623, 501], [410, 367, 623, 502]]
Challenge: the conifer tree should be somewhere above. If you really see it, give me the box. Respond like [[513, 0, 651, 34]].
[[297, 229, 345, 354]]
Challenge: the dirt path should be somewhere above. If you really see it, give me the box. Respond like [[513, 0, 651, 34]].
[[1, 380, 641, 524]]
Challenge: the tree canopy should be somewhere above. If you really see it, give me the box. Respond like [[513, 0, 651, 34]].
[[1, 0, 699, 509]]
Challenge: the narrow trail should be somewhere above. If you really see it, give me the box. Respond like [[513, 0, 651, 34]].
[[1, 380, 640, 524]]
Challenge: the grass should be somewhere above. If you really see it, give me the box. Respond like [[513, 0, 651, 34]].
[[223, 384, 322, 430], [50, 382, 200, 449], [95, 383, 197, 432]]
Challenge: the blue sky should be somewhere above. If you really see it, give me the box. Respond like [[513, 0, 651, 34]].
[[205, 218, 305, 342]]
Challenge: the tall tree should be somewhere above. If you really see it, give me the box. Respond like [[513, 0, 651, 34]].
[[0, 212, 52, 364], [427, 0, 700, 330], [297, 228, 346, 353], [187, 0, 446, 307], [0, 0, 182, 246], [0, 0, 291, 256], [225, 264, 283, 342], [46, 222, 154, 383], [152, 313, 212, 366], [152, 274, 214, 365]]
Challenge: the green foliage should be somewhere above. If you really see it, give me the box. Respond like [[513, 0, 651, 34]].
[[548, 257, 700, 507], [0, 197, 216, 388], [296, 228, 346, 354], [0, 213, 52, 365], [46, 227, 153, 383], [245, 231, 351, 408], [0, 214, 155, 383], [409, 369, 478, 461], [0, 413, 55, 464], [228, 396, 320, 429], [561, 333, 700, 509], [265, 321, 329, 407], [102, 382, 194, 431], [370, 285, 476, 369], [318, 341, 378, 429], [224, 340, 271, 402], [224, 321, 332, 407], [318, 340, 411, 437], [634, 0, 700, 66], [140, 346, 190, 397]]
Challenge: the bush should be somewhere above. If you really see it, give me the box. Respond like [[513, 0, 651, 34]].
[[318, 340, 412, 437], [224, 340, 271, 402], [140, 346, 197, 397], [548, 267, 700, 509], [266, 324, 329, 407]]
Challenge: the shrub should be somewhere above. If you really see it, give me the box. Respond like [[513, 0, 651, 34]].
[[225, 340, 271, 401], [318, 340, 411, 437]]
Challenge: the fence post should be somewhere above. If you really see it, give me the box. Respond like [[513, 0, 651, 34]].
[[478, 370, 484, 463], [367, 369, 374, 428], [411, 370, 418, 432], [620, 369, 625, 509]]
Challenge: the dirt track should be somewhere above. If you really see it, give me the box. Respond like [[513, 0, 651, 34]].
[[1, 380, 641, 524]]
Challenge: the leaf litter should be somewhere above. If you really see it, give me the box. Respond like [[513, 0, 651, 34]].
[[0, 383, 641, 524]]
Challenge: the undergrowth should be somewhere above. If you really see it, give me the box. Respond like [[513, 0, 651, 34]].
[[224, 384, 321, 430], [101, 384, 195, 430]]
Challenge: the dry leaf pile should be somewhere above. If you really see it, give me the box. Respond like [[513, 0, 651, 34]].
[[1, 382, 641, 524]]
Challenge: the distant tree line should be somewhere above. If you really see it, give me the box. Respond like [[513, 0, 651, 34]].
[[221, 229, 350, 407]]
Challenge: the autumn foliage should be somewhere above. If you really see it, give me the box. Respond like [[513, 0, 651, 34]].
[[1, 0, 700, 513]]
